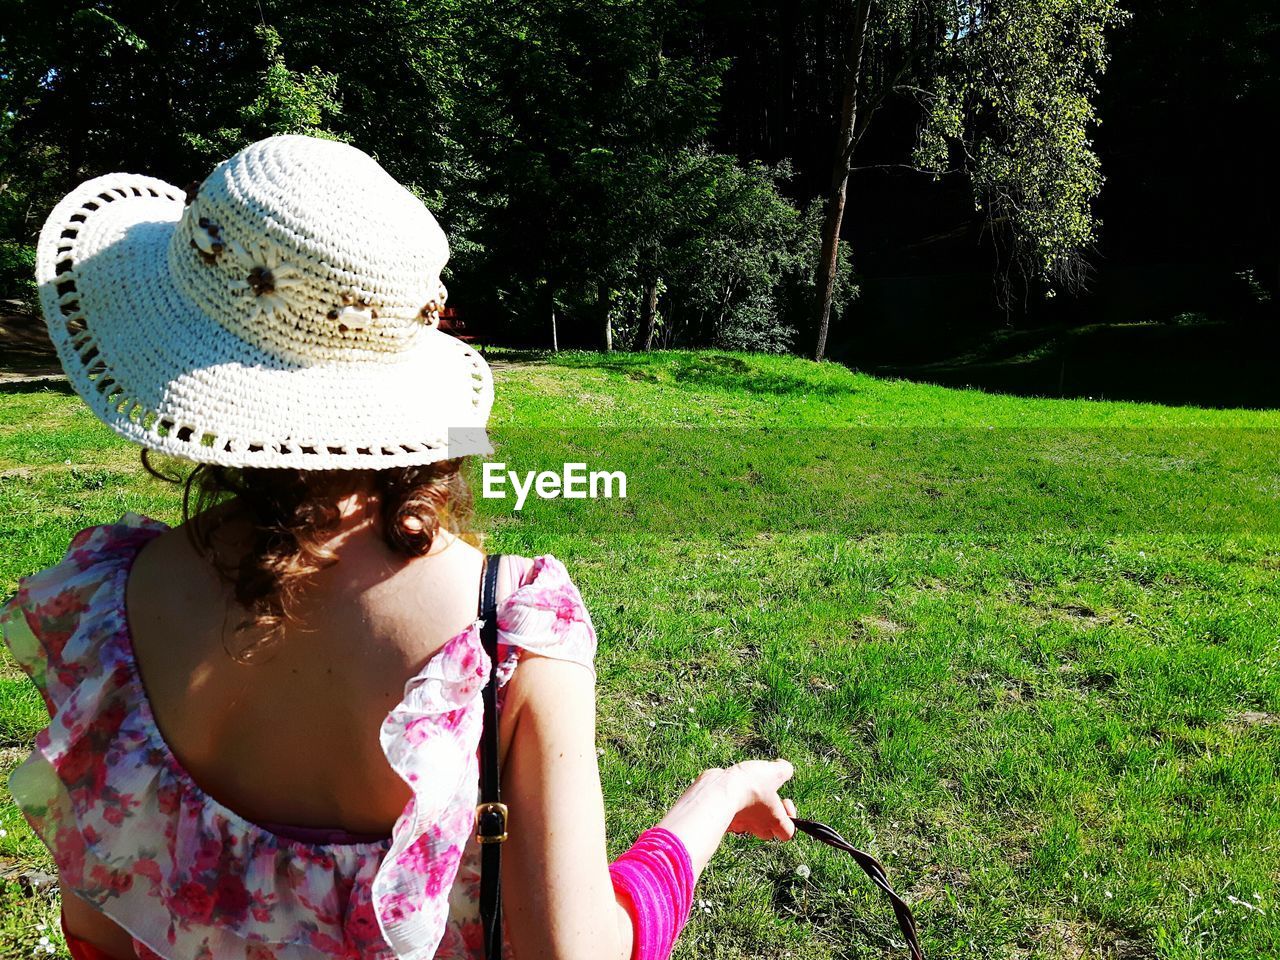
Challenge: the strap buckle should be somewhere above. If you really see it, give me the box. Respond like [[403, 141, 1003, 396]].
[[475, 801, 509, 844]]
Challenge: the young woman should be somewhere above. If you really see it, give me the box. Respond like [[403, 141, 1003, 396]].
[[2, 134, 797, 960]]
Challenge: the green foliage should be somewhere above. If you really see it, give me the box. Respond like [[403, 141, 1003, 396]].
[[447, 0, 733, 342], [658, 154, 855, 352], [914, 0, 1130, 294], [0, 3, 268, 238], [181, 25, 346, 162], [245, 26, 343, 136], [0, 242, 35, 302], [0, 0, 854, 350], [68, 8, 146, 52], [0, 0, 1120, 350]]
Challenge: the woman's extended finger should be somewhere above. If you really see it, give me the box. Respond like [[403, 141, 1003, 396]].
[[771, 796, 796, 840], [782, 798, 797, 818]]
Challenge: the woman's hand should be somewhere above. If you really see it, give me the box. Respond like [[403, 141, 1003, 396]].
[[725, 759, 798, 841], [655, 758, 798, 879]]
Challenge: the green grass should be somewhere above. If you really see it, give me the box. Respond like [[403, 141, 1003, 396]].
[[3, 350, 1279, 959]]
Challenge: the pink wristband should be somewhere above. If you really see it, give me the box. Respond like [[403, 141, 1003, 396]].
[[608, 827, 696, 960]]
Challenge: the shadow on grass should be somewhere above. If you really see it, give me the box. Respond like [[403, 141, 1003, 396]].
[[483, 347, 557, 365], [873, 320, 1280, 410], [0, 378, 74, 396], [554, 351, 857, 398]]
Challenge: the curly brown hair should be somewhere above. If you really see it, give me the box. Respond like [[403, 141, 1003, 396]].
[[142, 450, 476, 661]]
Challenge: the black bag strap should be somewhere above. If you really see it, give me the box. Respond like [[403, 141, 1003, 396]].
[[791, 817, 925, 960], [477, 553, 507, 960]]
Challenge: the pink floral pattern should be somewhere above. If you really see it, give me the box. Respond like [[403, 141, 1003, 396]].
[[1, 513, 598, 960]]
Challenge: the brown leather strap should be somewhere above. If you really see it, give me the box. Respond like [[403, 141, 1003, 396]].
[[791, 817, 925, 960]]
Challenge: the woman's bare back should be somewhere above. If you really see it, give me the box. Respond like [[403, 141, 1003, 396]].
[[65, 502, 529, 956], [122, 502, 515, 836]]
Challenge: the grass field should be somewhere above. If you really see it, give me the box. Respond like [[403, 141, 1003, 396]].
[[2, 350, 1279, 959]]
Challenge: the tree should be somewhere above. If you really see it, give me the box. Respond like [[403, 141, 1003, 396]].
[[447, 0, 727, 347], [812, 0, 872, 361], [809, 0, 1127, 360], [181, 24, 346, 160], [0, 2, 342, 295]]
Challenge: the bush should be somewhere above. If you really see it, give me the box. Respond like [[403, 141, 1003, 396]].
[[658, 153, 854, 353], [0, 243, 36, 305]]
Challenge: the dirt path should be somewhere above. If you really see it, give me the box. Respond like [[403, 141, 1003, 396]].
[[0, 308, 63, 382]]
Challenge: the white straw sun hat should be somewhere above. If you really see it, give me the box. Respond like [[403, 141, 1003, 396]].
[[35, 134, 493, 470]]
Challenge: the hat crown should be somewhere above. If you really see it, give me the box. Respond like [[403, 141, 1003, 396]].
[[169, 135, 449, 365]]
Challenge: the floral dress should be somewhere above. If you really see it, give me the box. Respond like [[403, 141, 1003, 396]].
[[1, 513, 598, 960]]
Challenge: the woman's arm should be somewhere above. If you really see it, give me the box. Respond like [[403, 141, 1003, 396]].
[[501, 653, 632, 960], [501, 654, 797, 960]]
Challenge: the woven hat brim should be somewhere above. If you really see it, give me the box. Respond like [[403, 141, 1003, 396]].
[[36, 173, 494, 470]]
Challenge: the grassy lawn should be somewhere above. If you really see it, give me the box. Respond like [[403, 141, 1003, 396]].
[[2, 350, 1278, 959]]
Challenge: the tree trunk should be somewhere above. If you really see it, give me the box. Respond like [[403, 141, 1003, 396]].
[[812, 0, 872, 362], [813, 187, 849, 362], [598, 285, 613, 352], [639, 279, 659, 351], [550, 301, 559, 352]]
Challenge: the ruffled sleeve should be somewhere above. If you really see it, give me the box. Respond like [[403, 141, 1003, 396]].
[[2, 512, 166, 717], [496, 556, 598, 678], [373, 553, 597, 959]]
